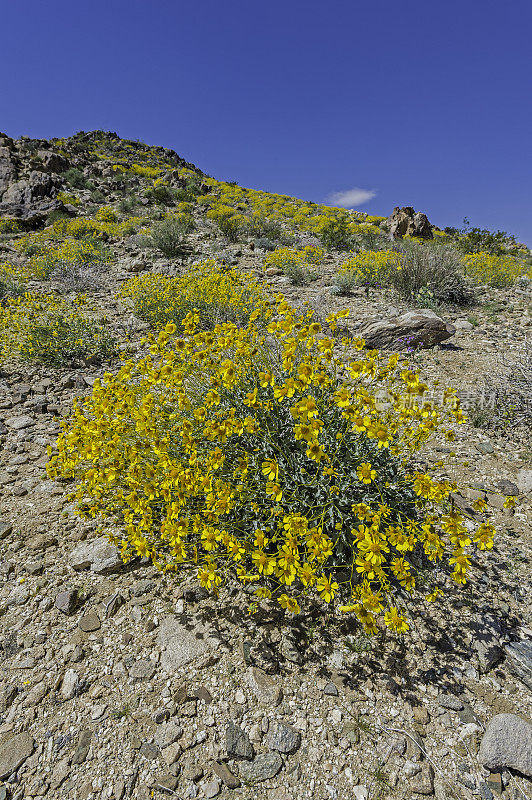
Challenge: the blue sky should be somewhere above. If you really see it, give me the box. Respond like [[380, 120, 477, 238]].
[[2, 0, 531, 244]]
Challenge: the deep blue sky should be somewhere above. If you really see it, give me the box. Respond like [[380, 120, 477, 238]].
[[2, 1, 531, 244]]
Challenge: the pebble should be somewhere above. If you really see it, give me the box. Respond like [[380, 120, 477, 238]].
[[268, 721, 301, 754]]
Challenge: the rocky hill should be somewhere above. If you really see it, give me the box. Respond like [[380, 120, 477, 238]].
[[0, 131, 531, 800]]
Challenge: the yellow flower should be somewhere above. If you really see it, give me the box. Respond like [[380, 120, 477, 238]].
[[316, 575, 338, 603], [356, 462, 376, 484]]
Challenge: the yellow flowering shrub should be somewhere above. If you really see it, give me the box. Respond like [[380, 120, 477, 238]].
[[119, 260, 267, 329], [0, 293, 116, 366], [338, 250, 402, 287], [263, 246, 324, 282], [462, 251, 528, 287], [130, 163, 162, 178], [57, 191, 82, 207], [48, 291, 496, 635], [95, 205, 118, 223]]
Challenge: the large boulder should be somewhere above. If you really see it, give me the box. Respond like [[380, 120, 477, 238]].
[[38, 150, 70, 173], [479, 714, 532, 777], [0, 147, 17, 197], [0, 169, 64, 227], [357, 309, 455, 350], [388, 206, 433, 240]]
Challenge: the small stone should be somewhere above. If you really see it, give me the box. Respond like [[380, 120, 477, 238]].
[[139, 742, 160, 760], [131, 579, 156, 596], [438, 693, 463, 711], [413, 706, 430, 725], [486, 773, 503, 796], [238, 752, 283, 782], [156, 774, 179, 792], [70, 536, 123, 574], [504, 640, 532, 690], [129, 659, 156, 680], [323, 682, 339, 696], [55, 589, 78, 615], [0, 524, 12, 541], [475, 440, 494, 455], [409, 762, 434, 795], [5, 415, 34, 430], [212, 761, 240, 789], [479, 714, 532, 777], [248, 667, 283, 707], [61, 669, 80, 700], [158, 616, 220, 671], [79, 611, 101, 632], [0, 731, 34, 779], [72, 729, 92, 764], [156, 720, 183, 749], [193, 686, 213, 704], [234, 689, 246, 704], [268, 721, 301, 754], [200, 778, 221, 798], [226, 721, 254, 760]]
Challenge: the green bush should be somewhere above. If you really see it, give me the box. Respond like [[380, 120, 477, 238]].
[[391, 242, 474, 305], [149, 219, 193, 259], [319, 217, 354, 251], [65, 168, 89, 189]]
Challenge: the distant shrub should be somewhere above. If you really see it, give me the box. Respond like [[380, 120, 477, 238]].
[[462, 252, 527, 288], [149, 219, 193, 259], [57, 191, 81, 207], [146, 184, 176, 205], [0, 294, 116, 367], [455, 226, 516, 256], [391, 242, 474, 305], [338, 250, 401, 289], [65, 168, 88, 189], [90, 189, 106, 203], [119, 260, 267, 329], [263, 247, 322, 284], [95, 206, 118, 223], [119, 197, 138, 214], [131, 163, 161, 178], [319, 216, 354, 251]]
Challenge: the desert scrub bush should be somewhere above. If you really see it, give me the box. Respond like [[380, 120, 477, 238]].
[[119, 260, 268, 329], [23, 237, 111, 280], [391, 242, 474, 305], [47, 298, 499, 635], [130, 163, 162, 179], [207, 206, 249, 242], [469, 340, 532, 437], [337, 250, 402, 289], [0, 294, 116, 367], [64, 168, 89, 189], [146, 184, 176, 205], [149, 219, 193, 259], [462, 252, 528, 288], [263, 246, 323, 284], [56, 191, 81, 207], [319, 216, 354, 251], [95, 206, 118, 223]]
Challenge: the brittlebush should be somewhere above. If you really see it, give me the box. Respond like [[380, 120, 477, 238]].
[[48, 283, 496, 635]]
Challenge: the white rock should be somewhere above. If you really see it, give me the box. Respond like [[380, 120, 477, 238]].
[[61, 669, 80, 700]]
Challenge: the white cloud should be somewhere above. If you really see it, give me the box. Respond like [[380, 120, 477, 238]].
[[326, 187, 376, 208]]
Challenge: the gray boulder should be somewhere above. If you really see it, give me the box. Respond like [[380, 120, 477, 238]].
[[479, 714, 532, 777], [388, 206, 433, 239], [357, 309, 455, 350]]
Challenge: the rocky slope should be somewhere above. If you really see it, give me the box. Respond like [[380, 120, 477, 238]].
[[0, 131, 531, 800]]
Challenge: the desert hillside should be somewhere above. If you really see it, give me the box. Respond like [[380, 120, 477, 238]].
[[0, 130, 531, 800]]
